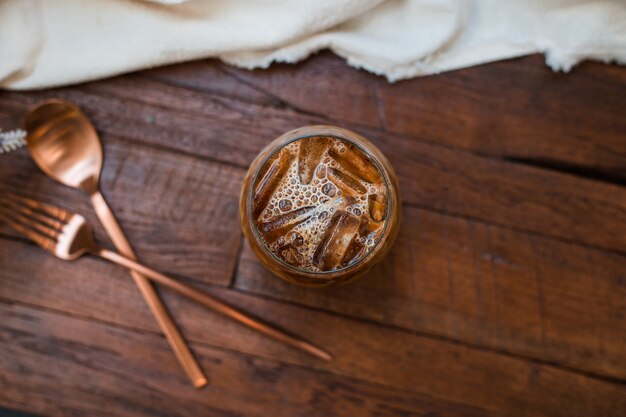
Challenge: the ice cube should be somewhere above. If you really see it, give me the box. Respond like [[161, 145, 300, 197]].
[[368, 193, 387, 222], [340, 235, 366, 267], [327, 167, 367, 195], [313, 210, 360, 271], [298, 137, 330, 184], [257, 205, 314, 243], [328, 144, 380, 183], [253, 149, 293, 218]]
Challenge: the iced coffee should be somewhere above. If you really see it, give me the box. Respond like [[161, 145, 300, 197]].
[[240, 126, 400, 287]]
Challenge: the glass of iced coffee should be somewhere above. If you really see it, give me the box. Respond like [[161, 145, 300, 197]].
[[240, 126, 400, 287]]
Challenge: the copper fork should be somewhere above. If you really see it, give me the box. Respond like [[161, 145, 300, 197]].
[[0, 194, 331, 362]]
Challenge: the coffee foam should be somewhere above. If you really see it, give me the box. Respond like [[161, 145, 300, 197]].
[[255, 137, 387, 272]]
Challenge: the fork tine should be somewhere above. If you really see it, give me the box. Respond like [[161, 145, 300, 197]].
[[4, 198, 65, 231], [0, 205, 57, 252], [7, 192, 72, 222], [0, 202, 59, 239]]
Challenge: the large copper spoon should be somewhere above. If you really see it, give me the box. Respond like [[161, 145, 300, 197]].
[[24, 100, 210, 387]]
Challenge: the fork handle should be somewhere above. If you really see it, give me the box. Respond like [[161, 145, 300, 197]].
[[95, 247, 332, 362], [88, 189, 208, 388]]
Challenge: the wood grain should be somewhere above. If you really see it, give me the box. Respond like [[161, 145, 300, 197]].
[[1, 75, 625, 253], [145, 53, 626, 183], [235, 206, 626, 380], [1, 239, 625, 417], [0, 302, 494, 417]]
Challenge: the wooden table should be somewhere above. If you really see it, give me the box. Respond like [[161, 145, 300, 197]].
[[1, 53, 625, 417]]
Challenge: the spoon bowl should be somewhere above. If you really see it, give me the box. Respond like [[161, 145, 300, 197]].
[[25, 100, 102, 190]]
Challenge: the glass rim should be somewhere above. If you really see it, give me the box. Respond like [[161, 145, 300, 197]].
[[248, 132, 392, 277]]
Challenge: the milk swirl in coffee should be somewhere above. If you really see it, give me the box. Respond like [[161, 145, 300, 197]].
[[252, 136, 388, 272]]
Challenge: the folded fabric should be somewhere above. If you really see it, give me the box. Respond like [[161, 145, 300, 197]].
[[1, 0, 625, 90]]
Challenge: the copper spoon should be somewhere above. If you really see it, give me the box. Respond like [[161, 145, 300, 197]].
[[23, 100, 210, 387]]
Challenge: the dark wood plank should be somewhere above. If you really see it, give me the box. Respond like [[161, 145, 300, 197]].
[[0, 302, 494, 417], [146, 53, 626, 182], [0, 138, 242, 286], [235, 206, 626, 380], [1, 78, 625, 253], [1, 239, 625, 417]]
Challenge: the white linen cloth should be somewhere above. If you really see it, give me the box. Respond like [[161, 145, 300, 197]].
[[1, 0, 625, 90]]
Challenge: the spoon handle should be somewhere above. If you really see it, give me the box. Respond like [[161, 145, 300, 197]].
[[89, 189, 209, 388], [95, 247, 332, 362]]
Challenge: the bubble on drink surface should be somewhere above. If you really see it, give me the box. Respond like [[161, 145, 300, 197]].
[[322, 183, 336, 197], [278, 199, 292, 211], [288, 231, 304, 246]]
